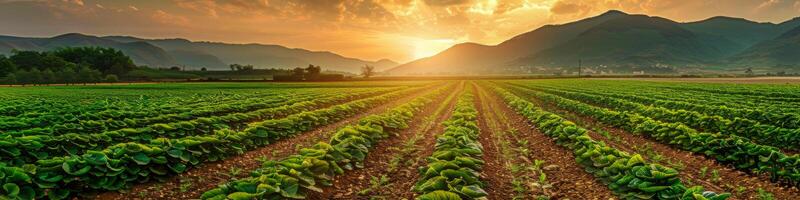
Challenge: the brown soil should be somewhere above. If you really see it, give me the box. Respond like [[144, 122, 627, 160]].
[[525, 93, 800, 200], [471, 84, 515, 199], [88, 84, 447, 200], [476, 83, 616, 199], [306, 82, 464, 199]]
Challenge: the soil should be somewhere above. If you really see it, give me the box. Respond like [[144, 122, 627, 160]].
[[88, 84, 447, 200], [475, 83, 616, 199], [471, 84, 515, 199], [522, 90, 800, 200], [306, 81, 464, 199]]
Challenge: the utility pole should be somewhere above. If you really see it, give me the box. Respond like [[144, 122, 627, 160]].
[[578, 59, 582, 77]]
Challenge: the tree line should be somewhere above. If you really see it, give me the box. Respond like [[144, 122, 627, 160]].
[[0, 47, 136, 85]]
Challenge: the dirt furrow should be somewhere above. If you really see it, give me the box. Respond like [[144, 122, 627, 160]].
[[478, 84, 616, 199], [306, 82, 464, 200], [524, 93, 800, 200], [471, 84, 515, 199], [89, 84, 446, 200]]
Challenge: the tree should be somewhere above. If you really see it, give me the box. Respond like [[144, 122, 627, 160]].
[[105, 74, 119, 83], [53, 47, 136, 75], [61, 67, 77, 85], [242, 65, 254, 71], [361, 65, 375, 78], [3, 73, 16, 85], [305, 65, 321, 79], [14, 70, 32, 86], [169, 66, 182, 71], [78, 65, 100, 85], [0, 55, 16, 78], [201, 67, 207, 71], [229, 64, 238, 71], [41, 69, 56, 85], [10, 50, 45, 71], [745, 68, 754, 76]]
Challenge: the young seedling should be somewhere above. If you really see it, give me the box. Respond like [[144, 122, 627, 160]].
[[711, 169, 721, 183], [757, 188, 775, 200], [699, 167, 709, 178]]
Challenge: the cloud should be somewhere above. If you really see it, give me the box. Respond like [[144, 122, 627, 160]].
[[424, 0, 470, 7], [152, 9, 189, 26], [62, 0, 84, 6], [794, 0, 800, 11], [757, 0, 782, 10], [1, 0, 799, 62]]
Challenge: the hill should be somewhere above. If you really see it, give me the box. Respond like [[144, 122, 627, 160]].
[[729, 25, 800, 67], [0, 34, 397, 73], [388, 10, 800, 75]]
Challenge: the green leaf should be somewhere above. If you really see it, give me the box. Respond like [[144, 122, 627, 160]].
[[417, 190, 463, 200], [227, 192, 260, 200], [3, 183, 20, 197], [132, 153, 151, 165]]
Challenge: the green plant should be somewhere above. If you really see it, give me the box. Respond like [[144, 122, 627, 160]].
[[179, 178, 193, 193], [358, 175, 391, 196], [756, 188, 775, 200], [700, 167, 709, 178]]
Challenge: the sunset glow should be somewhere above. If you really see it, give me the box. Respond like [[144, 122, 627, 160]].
[[1, 0, 799, 63]]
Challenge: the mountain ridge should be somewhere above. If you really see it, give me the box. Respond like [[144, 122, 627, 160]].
[[388, 10, 800, 74], [0, 33, 398, 73]]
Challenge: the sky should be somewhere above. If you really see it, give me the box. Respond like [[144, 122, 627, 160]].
[[0, 0, 799, 63]]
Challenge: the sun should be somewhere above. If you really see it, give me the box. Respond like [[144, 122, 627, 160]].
[[412, 38, 456, 60]]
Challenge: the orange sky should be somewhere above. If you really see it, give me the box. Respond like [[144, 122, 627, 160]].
[[1, 0, 799, 63]]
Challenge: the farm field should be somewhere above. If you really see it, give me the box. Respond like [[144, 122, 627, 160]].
[[1, 80, 799, 200]]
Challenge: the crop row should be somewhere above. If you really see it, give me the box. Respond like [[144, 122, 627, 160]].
[[491, 85, 730, 200], [529, 83, 800, 129], [559, 82, 800, 114], [0, 94, 239, 132], [503, 84, 800, 187], [413, 91, 487, 200], [0, 84, 439, 200], [0, 88, 397, 165], [517, 83, 800, 151], [0, 89, 352, 134], [200, 83, 451, 200], [1, 89, 356, 136]]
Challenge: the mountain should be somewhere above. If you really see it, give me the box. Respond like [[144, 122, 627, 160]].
[[0, 33, 397, 73], [102, 36, 398, 72], [729, 25, 800, 67], [388, 10, 627, 74], [388, 10, 800, 75], [0, 33, 176, 67], [515, 14, 740, 67]]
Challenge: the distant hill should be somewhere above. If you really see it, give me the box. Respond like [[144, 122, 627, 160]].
[[0, 33, 176, 67], [0, 34, 397, 73], [729, 25, 800, 67], [388, 10, 800, 75], [388, 10, 627, 75]]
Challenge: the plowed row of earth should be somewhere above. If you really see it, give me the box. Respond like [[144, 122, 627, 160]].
[[91, 84, 446, 200], [474, 83, 616, 199], [311, 82, 618, 199], [508, 85, 800, 200], [306, 81, 465, 199]]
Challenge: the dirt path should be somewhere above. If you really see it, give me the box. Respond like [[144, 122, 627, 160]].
[[521, 91, 800, 200], [476, 83, 616, 199], [89, 84, 447, 200], [306, 82, 464, 199]]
